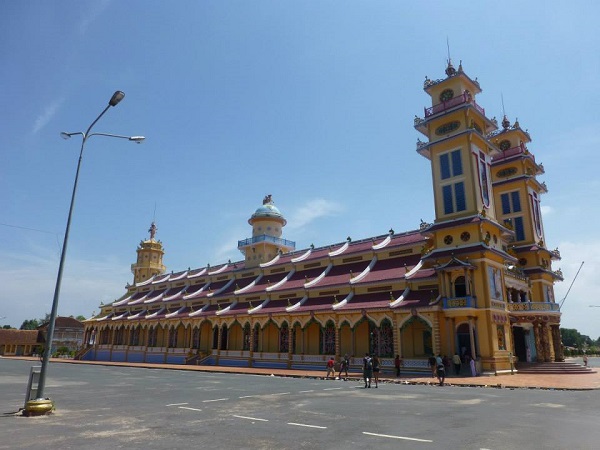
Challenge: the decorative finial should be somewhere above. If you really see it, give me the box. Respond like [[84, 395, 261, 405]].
[[458, 60, 463, 73], [445, 59, 456, 77], [148, 221, 157, 240], [262, 194, 273, 205], [310, 243, 315, 249], [513, 117, 520, 128], [389, 228, 394, 235], [502, 115, 510, 130], [346, 236, 352, 243]]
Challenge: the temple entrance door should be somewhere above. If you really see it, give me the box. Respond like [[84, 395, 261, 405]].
[[512, 326, 527, 363], [220, 325, 228, 350], [456, 323, 477, 359]]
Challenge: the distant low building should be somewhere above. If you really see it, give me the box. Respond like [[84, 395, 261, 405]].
[[0, 329, 43, 356], [38, 316, 84, 354]]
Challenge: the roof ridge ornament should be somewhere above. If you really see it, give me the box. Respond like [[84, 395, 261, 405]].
[[445, 59, 456, 77], [148, 221, 157, 240]]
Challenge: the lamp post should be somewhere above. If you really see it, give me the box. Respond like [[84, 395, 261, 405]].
[[25, 91, 144, 416]]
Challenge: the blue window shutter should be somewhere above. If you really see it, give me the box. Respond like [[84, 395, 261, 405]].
[[514, 217, 525, 241], [442, 185, 454, 214], [511, 191, 521, 212], [455, 182, 466, 211], [440, 154, 450, 179], [501, 193, 511, 214], [451, 150, 463, 176]]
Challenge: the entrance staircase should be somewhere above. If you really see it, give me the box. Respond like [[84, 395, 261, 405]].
[[516, 361, 596, 374]]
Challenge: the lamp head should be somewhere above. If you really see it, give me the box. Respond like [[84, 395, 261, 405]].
[[109, 91, 125, 107], [129, 136, 145, 144], [60, 132, 72, 140]]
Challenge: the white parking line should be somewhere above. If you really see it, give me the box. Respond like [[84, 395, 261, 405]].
[[239, 395, 261, 399], [269, 392, 291, 396], [202, 398, 229, 403], [287, 422, 327, 429], [166, 402, 189, 406], [363, 432, 432, 443], [323, 387, 342, 391], [179, 406, 203, 412], [298, 390, 314, 393], [232, 415, 269, 422]]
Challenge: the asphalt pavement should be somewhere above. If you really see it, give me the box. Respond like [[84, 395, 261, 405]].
[[1, 358, 599, 449]]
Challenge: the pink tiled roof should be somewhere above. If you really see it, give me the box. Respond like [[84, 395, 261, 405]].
[[309, 261, 370, 288], [290, 296, 335, 313], [270, 267, 325, 292]]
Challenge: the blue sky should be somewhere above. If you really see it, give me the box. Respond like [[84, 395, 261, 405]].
[[1, 1, 599, 338]]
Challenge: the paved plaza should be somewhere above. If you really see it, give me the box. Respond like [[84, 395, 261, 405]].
[[1, 357, 599, 449]]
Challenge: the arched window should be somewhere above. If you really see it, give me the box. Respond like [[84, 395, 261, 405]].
[[279, 322, 289, 353], [323, 321, 336, 355]]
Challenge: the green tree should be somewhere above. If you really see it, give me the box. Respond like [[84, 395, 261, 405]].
[[19, 319, 40, 330], [2, 324, 14, 329], [75, 315, 86, 321]]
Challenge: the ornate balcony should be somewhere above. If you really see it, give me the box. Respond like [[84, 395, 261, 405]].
[[237, 234, 296, 250], [443, 296, 477, 309], [424, 92, 485, 118], [507, 302, 560, 312]]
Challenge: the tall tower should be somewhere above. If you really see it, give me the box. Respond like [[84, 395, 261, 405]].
[[490, 115, 563, 362], [415, 60, 517, 372], [238, 195, 295, 268], [131, 222, 166, 284]]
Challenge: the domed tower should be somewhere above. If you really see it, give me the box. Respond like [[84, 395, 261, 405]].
[[238, 195, 295, 268], [131, 222, 166, 284]]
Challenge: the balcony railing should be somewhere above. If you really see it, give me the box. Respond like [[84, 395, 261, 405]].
[[238, 234, 296, 249], [424, 92, 485, 118], [443, 296, 477, 309], [507, 302, 560, 312], [491, 142, 536, 163]]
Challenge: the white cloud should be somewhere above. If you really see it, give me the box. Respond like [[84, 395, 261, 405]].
[[32, 98, 64, 134], [541, 205, 554, 216], [286, 198, 344, 231]]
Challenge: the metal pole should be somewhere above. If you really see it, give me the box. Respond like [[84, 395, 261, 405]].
[[35, 92, 126, 400]]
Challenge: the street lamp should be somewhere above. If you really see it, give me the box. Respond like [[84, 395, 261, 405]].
[[25, 91, 144, 416]]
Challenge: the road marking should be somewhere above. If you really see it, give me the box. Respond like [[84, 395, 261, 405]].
[[363, 432, 432, 443], [202, 398, 229, 403], [239, 395, 261, 399], [179, 406, 203, 412], [298, 390, 314, 393], [323, 387, 342, 391], [287, 422, 327, 429], [166, 402, 189, 406], [268, 392, 291, 396], [232, 414, 269, 422]]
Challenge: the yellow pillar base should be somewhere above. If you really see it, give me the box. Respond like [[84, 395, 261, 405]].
[[23, 398, 55, 416]]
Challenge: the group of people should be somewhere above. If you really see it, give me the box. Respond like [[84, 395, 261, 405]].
[[428, 352, 478, 385], [326, 353, 405, 388]]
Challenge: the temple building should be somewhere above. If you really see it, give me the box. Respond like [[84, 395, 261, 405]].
[[81, 61, 563, 374]]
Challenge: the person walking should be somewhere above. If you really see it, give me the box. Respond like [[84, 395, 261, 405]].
[[435, 354, 446, 386], [469, 356, 477, 377], [325, 356, 335, 379], [362, 353, 373, 388], [338, 354, 350, 380], [452, 352, 462, 376], [394, 354, 402, 378], [428, 355, 437, 378], [372, 355, 380, 388]]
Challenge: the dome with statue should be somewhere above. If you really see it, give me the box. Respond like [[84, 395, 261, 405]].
[[249, 194, 286, 225]]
